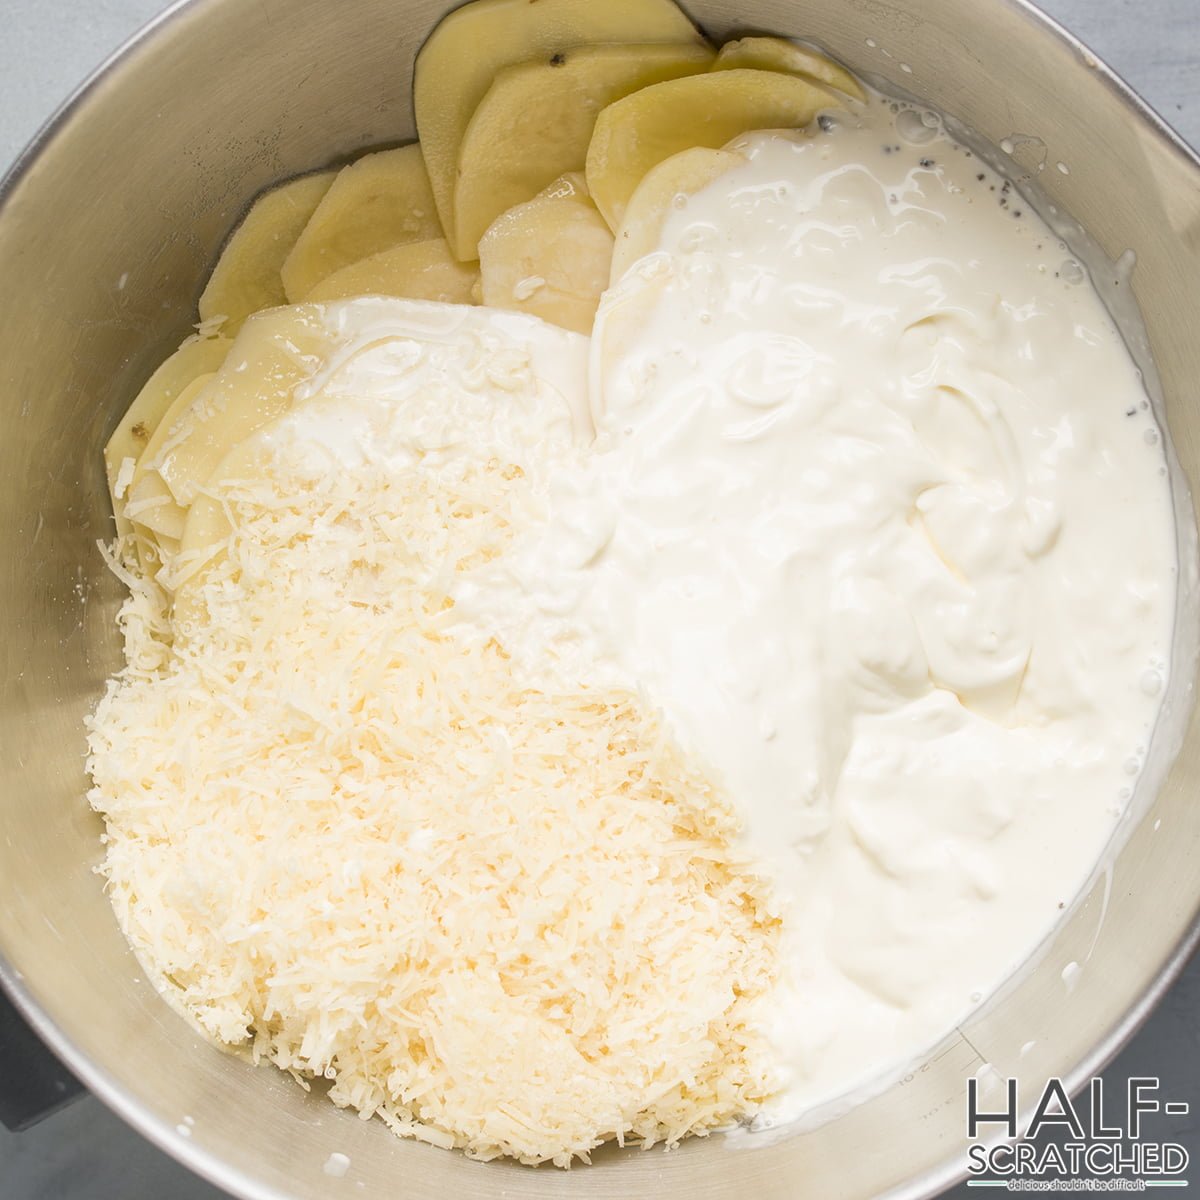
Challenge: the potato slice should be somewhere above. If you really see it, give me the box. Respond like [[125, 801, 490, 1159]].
[[305, 237, 479, 305], [104, 337, 231, 537], [280, 146, 441, 301], [609, 146, 746, 284], [198, 171, 336, 334], [452, 42, 712, 260], [414, 0, 706, 257], [125, 369, 219, 549], [124, 305, 338, 548], [712, 37, 866, 102], [586, 69, 832, 230], [479, 174, 614, 335]]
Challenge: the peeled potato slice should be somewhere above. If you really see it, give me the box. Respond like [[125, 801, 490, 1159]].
[[586, 69, 832, 230], [104, 337, 231, 537], [414, 0, 706, 256], [198, 171, 336, 334], [610, 146, 746, 284], [126, 369, 220, 549], [712, 36, 866, 102], [280, 146, 441, 301], [124, 305, 338, 551], [305, 237, 479, 305], [479, 174, 614, 334], [452, 42, 712, 260]]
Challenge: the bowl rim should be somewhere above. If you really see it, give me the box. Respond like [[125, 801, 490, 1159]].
[[1, 2, 1198, 1199]]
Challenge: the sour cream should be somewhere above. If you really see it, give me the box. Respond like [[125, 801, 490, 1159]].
[[447, 96, 1176, 1118]]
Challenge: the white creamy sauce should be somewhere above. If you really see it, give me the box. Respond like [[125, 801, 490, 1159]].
[[274, 95, 1175, 1124]]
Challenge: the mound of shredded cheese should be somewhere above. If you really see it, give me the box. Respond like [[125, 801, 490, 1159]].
[[87, 360, 781, 1165]]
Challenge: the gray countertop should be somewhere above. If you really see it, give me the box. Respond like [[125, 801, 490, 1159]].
[[0, 1, 1196, 1196]]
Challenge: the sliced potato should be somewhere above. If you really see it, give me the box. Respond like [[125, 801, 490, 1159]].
[[586, 69, 832, 230], [479, 174, 614, 334], [198, 171, 336, 334], [105, 337, 231, 537], [305, 237, 479, 305], [125, 372, 218, 561], [124, 305, 337, 547], [712, 36, 866, 102], [280, 146, 441, 301], [452, 42, 712, 259], [414, 0, 706, 256], [610, 146, 746, 283]]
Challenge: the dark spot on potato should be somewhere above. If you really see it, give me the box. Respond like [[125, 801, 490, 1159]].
[[132, 422, 148, 442], [549, 52, 566, 67]]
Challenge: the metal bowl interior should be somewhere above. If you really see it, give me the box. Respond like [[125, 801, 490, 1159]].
[[0, 1, 1198, 1198]]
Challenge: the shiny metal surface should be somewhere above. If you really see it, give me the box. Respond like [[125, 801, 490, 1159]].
[[0, 1, 1197, 1197]]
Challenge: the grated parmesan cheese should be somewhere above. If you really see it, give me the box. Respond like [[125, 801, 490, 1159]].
[[180, 313, 229, 344], [87, 316, 782, 1167], [112, 456, 137, 502]]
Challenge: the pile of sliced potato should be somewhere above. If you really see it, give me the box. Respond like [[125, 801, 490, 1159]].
[[479, 173, 614, 335], [105, 0, 862, 605]]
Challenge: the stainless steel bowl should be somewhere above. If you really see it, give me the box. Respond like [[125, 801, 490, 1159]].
[[1, 1, 1198, 1197]]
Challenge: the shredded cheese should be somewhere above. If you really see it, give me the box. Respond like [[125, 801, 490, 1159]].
[[181, 313, 230, 344], [112, 456, 136, 502], [87, 352, 781, 1166]]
